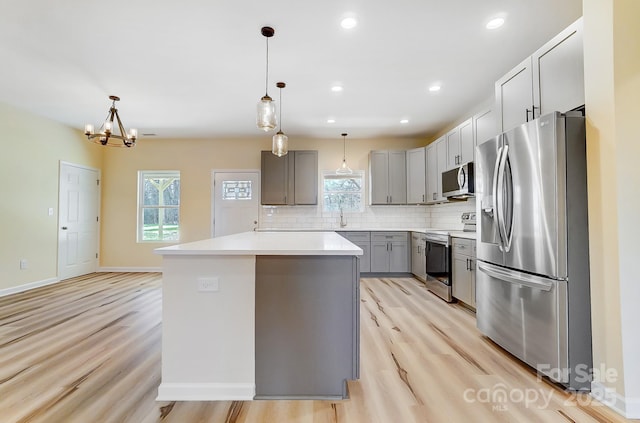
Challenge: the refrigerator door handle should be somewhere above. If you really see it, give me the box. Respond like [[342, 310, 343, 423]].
[[477, 262, 553, 291], [496, 145, 510, 252], [492, 145, 505, 250]]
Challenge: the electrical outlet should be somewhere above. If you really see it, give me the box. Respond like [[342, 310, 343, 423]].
[[20, 259, 28, 270], [197, 277, 219, 292]]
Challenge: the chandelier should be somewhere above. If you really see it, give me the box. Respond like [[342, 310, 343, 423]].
[[84, 95, 137, 147]]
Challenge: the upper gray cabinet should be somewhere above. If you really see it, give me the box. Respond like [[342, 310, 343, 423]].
[[261, 150, 318, 205], [532, 18, 584, 119], [473, 108, 496, 146], [495, 57, 535, 133], [446, 117, 474, 170], [370, 150, 407, 205], [292, 150, 318, 205], [406, 147, 426, 204], [495, 17, 584, 133], [425, 137, 447, 204]]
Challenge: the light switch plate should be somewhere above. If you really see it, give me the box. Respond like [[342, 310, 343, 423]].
[[197, 277, 219, 292]]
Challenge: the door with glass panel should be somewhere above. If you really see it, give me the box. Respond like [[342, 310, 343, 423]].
[[212, 171, 260, 237]]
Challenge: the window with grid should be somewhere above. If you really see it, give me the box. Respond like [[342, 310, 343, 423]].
[[137, 171, 180, 242], [322, 171, 365, 212]]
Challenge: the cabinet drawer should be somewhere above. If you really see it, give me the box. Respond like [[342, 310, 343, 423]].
[[342, 231, 371, 242], [371, 232, 407, 242], [452, 238, 473, 256]]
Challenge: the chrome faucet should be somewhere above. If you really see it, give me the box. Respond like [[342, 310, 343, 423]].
[[340, 208, 347, 228]]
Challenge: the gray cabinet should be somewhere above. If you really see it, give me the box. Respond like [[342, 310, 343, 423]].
[[411, 232, 426, 281], [406, 147, 426, 204], [452, 237, 476, 309], [292, 150, 318, 205], [495, 18, 584, 132], [495, 56, 534, 133], [261, 150, 318, 205], [474, 108, 497, 146], [370, 232, 409, 273], [370, 150, 407, 205], [446, 118, 474, 169], [426, 137, 447, 204], [255, 255, 359, 399], [532, 18, 584, 119], [337, 231, 371, 273]]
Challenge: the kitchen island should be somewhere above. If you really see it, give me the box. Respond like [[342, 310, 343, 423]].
[[154, 231, 362, 401]]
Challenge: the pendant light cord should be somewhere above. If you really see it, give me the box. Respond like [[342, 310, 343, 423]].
[[279, 86, 283, 131], [265, 37, 269, 97]]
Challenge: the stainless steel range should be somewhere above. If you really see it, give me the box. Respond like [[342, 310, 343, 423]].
[[424, 212, 476, 303], [424, 230, 452, 302]]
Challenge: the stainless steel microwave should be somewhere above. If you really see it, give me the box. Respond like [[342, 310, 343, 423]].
[[442, 162, 474, 199]]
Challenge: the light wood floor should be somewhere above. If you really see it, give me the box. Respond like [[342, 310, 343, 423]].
[[0, 272, 633, 423]]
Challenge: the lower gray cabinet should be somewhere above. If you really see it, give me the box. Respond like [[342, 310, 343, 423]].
[[337, 231, 371, 273], [255, 255, 359, 399], [452, 237, 476, 309], [370, 232, 409, 273], [411, 232, 426, 281]]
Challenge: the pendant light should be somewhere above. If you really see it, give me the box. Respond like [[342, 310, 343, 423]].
[[336, 133, 353, 174], [272, 82, 288, 157], [257, 26, 277, 131]]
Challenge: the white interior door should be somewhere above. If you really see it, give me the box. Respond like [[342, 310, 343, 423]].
[[58, 162, 100, 279], [213, 171, 260, 237]]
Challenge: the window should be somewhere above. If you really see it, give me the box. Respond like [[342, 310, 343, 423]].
[[222, 180, 252, 200], [138, 171, 180, 242], [322, 171, 365, 212]]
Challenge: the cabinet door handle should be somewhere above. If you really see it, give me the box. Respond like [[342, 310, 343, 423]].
[[526, 108, 533, 122], [390, 243, 393, 251], [422, 194, 425, 202], [389, 195, 392, 203], [466, 258, 470, 271]]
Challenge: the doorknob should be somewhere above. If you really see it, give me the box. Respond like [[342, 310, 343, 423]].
[[61, 226, 68, 230]]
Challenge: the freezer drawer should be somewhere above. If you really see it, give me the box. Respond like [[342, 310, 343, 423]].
[[476, 262, 568, 383]]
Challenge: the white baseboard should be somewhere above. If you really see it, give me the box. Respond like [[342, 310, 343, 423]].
[[0, 277, 60, 298], [591, 381, 640, 419], [156, 383, 255, 401], [97, 267, 162, 273]]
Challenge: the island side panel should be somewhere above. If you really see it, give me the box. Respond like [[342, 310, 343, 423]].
[[157, 254, 256, 401], [255, 255, 360, 399]]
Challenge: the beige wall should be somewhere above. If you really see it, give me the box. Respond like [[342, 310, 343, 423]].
[[0, 102, 103, 291], [584, 0, 640, 414], [100, 136, 425, 268]]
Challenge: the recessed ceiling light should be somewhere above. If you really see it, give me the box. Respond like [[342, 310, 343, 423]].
[[327, 119, 336, 124], [331, 85, 344, 93], [400, 119, 409, 124], [429, 85, 441, 92], [341, 17, 358, 29], [486, 17, 505, 29]]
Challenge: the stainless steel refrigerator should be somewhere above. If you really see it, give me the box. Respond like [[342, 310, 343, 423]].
[[475, 111, 592, 391]]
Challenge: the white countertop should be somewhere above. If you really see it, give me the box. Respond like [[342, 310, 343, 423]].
[[448, 231, 477, 240], [154, 231, 363, 256]]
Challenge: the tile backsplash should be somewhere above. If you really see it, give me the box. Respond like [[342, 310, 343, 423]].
[[259, 198, 475, 230]]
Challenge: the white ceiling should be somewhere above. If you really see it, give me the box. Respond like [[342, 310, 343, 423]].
[[0, 0, 582, 140]]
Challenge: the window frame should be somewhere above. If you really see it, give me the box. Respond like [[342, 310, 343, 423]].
[[137, 170, 181, 243], [321, 170, 365, 213]]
